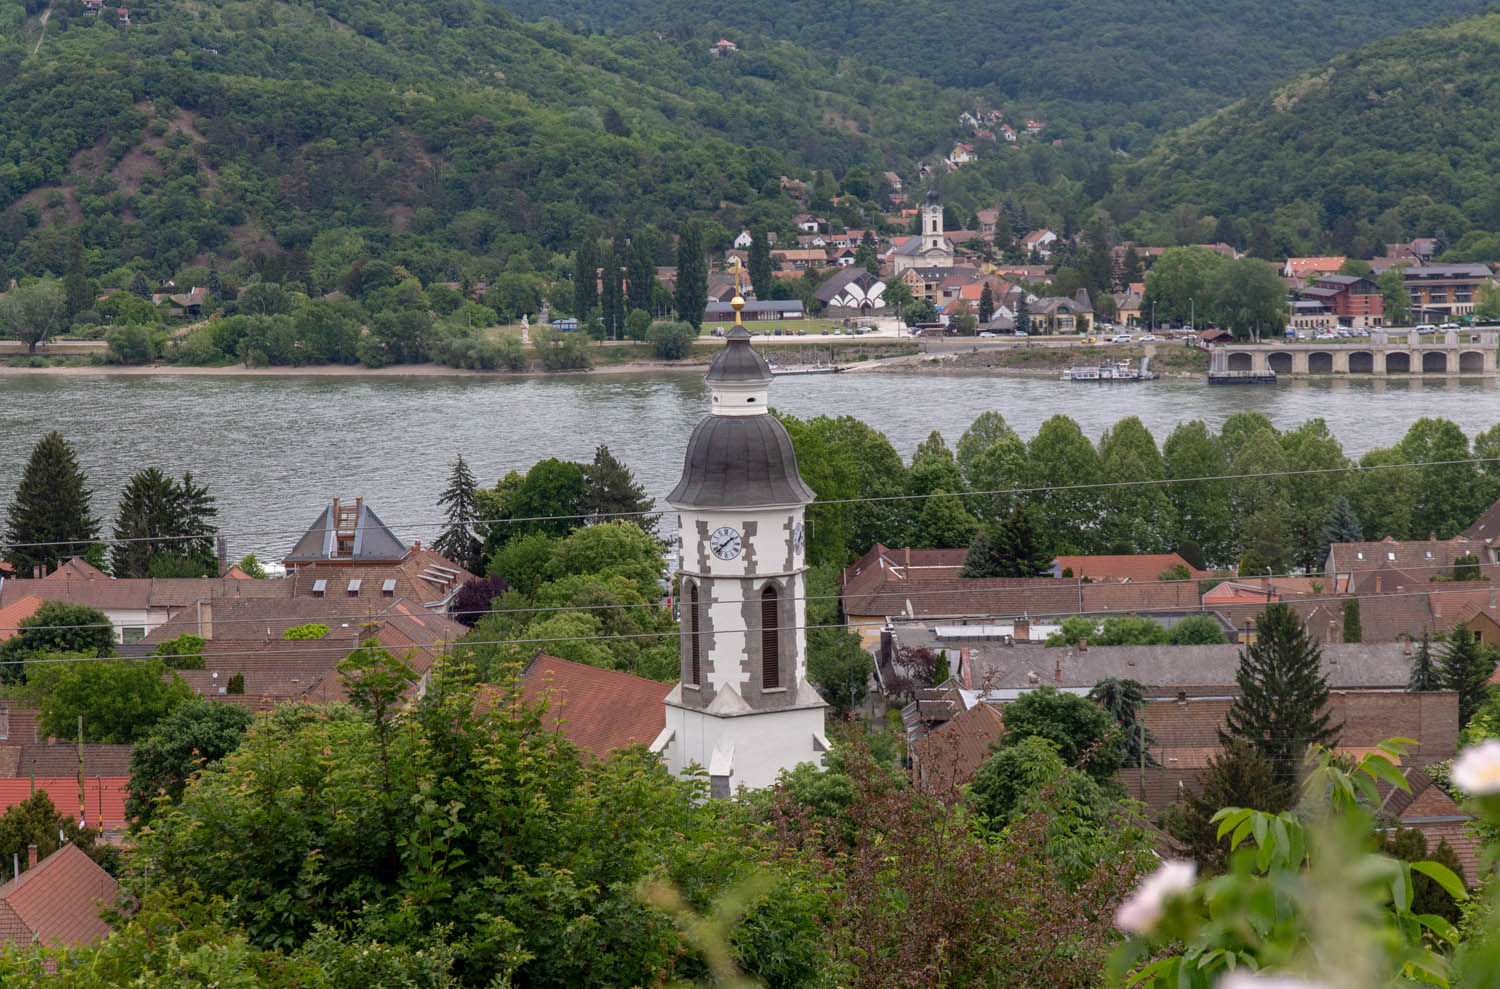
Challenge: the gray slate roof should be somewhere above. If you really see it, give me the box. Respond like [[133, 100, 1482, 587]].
[[284, 502, 407, 563], [961, 640, 1416, 693]]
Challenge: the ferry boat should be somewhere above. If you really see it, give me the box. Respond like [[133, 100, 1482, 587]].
[[770, 363, 844, 375], [1060, 357, 1155, 382]]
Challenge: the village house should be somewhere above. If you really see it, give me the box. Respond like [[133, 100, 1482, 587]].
[[814, 268, 887, 317], [484, 652, 673, 759], [1025, 290, 1093, 334], [0, 844, 120, 950], [1021, 229, 1057, 259], [1282, 256, 1346, 286]]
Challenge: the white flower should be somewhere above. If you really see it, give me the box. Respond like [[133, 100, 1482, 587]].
[[1451, 740, 1500, 795], [1114, 859, 1196, 934], [1218, 974, 1328, 989]]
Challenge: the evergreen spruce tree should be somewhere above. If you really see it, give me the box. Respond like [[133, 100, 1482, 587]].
[[1409, 631, 1442, 691], [129, 270, 153, 300], [434, 455, 483, 574], [626, 236, 654, 314], [1220, 602, 1342, 783], [208, 262, 224, 301], [992, 501, 1052, 577], [580, 445, 657, 534], [4, 432, 100, 576], [1013, 294, 1030, 334], [959, 527, 996, 578], [675, 224, 708, 331], [748, 226, 773, 301], [1440, 624, 1498, 725], [111, 469, 218, 578], [572, 238, 598, 322], [1318, 495, 1363, 565], [978, 282, 994, 324], [1342, 597, 1362, 643], [1120, 246, 1143, 286]]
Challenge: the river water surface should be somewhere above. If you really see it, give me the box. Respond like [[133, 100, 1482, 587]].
[[3, 371, 1500, 561]]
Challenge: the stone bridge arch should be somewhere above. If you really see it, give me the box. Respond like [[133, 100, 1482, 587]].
[[1227, 352, 1253, 371], [1460, 350, 1486, 374], [1385, 351, 1411, 373], [1348, 351, 1373, 373], [1308, 351, 1333, 374], [1267, 351, 1292, 374], [1422, 351, 1448, 373]]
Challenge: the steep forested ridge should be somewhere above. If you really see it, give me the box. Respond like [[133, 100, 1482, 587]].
[[1114, 11, 1500, 258], [0, 0, 964, 279], [501, 0, 1488, 138]]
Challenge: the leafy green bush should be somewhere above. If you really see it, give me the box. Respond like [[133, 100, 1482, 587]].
[[647, 320, 698, 360], [153, 633, 207, 670], [106, 324, 156, 364], [282, 624, 329, 640]]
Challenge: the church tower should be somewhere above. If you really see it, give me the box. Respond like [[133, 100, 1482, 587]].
[[658, 278, 829, 797], [921, 186, 945, 254]]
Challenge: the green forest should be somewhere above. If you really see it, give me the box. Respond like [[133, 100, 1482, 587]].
[[502, 0, 1486, 138]]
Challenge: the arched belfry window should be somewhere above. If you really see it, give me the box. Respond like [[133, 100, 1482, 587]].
[[761, 584, 780, 689], [688, 582, 702, 685]]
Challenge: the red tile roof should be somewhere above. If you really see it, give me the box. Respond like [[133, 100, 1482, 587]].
[[1052, 554, 1207, 582], [0, 596, 43, 642], [0, 778, 129, 831], [0, 844, 118, 948], [912, 701, 1005, 795], [507, 653, 672, 758]]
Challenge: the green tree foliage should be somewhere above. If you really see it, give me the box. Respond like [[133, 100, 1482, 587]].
[[579, 444, 657, 533], [572, 238, 598, 322], [625, 237, 655, 315], [0, 279, 66, 353], [748, 226, 773, 301], [1206, 256, 1286, 339], [0, 791, 113, 879], [1142, 247, 1226, 325], [646, 319, 698, 359], [125, 698, 252, 828], [1342, 598, 1362, 643], [1319, 494, 1363, 565], [110, 468, 218, 578], [955, 411, 1017, 477], [1221, 602, 1342, 782], [1409, 631, 1442, 691], [434, 454, 483, 573], [504, 458, 587, 543], [152, 633, 207, 670], [1163, 420, 1233, 567], [29, 657, 192, 744], [674, 225, 708, 331], [1000, 684, 1125, 782], [1400, 417, 1487, 539], [130, 678, 831, 987], [1026, 415, 1101, 549], [3, 431, 100, 576], [1440, 624, 1499, 726], [960, 502, 1053, 577], [1088, 677, 1154, 767], [1096, 416, 1176, 552], [0, 602, 115, 682], [1379, 268, 1412, 325], [1159, 739, 1294, 873], [1167, 614, 1228, 645], [1454, 552, 1483, 581], [1378, 828, 1466, 925]]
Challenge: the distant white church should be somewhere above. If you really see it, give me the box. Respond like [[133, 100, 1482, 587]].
[[891, 187, 956, 276]]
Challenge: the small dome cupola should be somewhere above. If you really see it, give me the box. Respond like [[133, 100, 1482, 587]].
[[707, 326, 771, 416]]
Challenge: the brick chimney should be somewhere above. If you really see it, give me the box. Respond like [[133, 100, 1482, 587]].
[[1014, 616, 1030, 642], [196, 599, 213, 640], [26, 844, 36, 869]]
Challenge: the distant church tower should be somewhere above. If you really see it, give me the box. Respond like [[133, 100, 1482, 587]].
[[921, 185, 945, 254], [658, 279, 829, 796]]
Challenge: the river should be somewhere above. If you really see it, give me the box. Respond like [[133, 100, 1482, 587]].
[[2, 370, 1499, 562]]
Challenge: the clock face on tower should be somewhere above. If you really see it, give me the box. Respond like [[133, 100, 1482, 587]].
[[793, 521, 805, 556], [710, 526, 742, 560]]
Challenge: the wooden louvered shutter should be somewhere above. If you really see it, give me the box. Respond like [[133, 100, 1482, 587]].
[[761, 585, 780, 689], [689, 583, 701, 685]]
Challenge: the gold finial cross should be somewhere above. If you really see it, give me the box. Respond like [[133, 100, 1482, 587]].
[[727, 256, 746, 326]]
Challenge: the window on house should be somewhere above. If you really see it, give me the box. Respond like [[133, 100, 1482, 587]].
[[121, 627, 146, 644], [347, 579, 362, 597], [382, 579, 396, 597], [762, 585, 780, 689], [689, 583, 702, 686]]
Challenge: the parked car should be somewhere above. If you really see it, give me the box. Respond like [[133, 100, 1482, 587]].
[[1138, 333, 1158, 341], [979, 330, 1000, 337], [1415, 324, 1437, 333], [1441, 322, 1459, 330], [1109, 334, 1132, 343]]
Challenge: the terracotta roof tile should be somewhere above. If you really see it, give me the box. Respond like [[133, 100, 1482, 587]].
[[912, 701, 1004, 794], [0, 596, 43, 642], [0, 779, 128, 831], [486, 653, 671, 758], [1052, 554, 1207, 582], [0, 844, 118, 948]]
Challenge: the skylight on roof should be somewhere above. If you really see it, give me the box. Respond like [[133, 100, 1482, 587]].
[[312, 578, 327, 596], [1388, 552, 1396, 561], [347, 579, 362, 596]]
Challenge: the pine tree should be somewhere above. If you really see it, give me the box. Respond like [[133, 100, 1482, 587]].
[[1220, 602, 1342, 783], [674, 224, 708, 331], [4, 432, 100, 576], [1440, 624, 1498, 725], [579, 445, 657, 534], [1013, 294, 1030, 334], [748, 226, 773, 301], [572, 238, 598, 321], [111, 468, 218, 578], [978, 282, 994, 324], [1342, 597, 1362, 643], [626, 236, 655, 314], [434, 455, 483, 573], [991, 502, 1052, 576], [208, 262, 224, 300], [129, 270, 153, 299], [1318, 495, 1363, 565], [1409, 631, 1442, 690]]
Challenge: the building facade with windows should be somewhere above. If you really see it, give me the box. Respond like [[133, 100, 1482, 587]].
[[1402, 263, 1492, 318]]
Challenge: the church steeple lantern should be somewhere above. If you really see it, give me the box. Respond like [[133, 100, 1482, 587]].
[[655, 271, 830, 796]]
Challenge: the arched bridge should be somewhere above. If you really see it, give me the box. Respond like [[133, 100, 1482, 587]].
[[1213, 330, 1498, 376]]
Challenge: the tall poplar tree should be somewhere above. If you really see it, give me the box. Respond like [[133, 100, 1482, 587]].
[[626, 236, 655, 314], [63, 235, 93, 322], [978, 282, 994, 323], [572, 238, 598, 323], [748, 227, 773, 301], [600, 238, 626, 339], [675, 224, 708, 330], [434, 455, 483, 573], [4, 432, 100, 576], [1220, 602, 1342, 783]]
